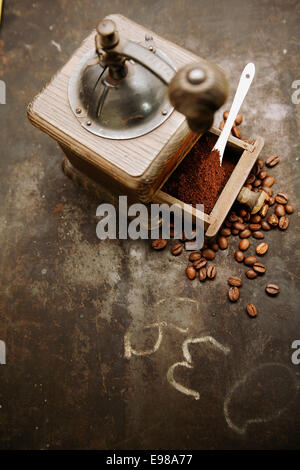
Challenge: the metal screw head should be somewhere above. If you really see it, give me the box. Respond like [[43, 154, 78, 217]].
[[76, 107, 82, 114], [187, 68, 206, 85], [86, 120, 92, 126], [161, 109, 168, 116]]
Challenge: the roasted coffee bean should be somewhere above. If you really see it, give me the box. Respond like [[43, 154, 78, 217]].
[[249, 223, 261, 231], [251, 215, 261, 224], [228, 276, 242, 287], [253, 179, 261, 188], [189, 252, 201, 262], [152, 238, 167, 250], [244, 212, 251, 222], [224, 219, 232, 228], [228, 212, 239, 223], [186, 266, 197, 280], [198, 267, 207, 282], [279, 216, 289, 230], [246, 174, 256, 185], [261, 220, 271, 231], [239, 208, 248, 218], [218, 236, 228, 250], [275, 193, 288, 204], [237, 216, 244, 223], [244, 256, 257, 266], [275, 204, 285, 217], [258, 170, 267, 180], [267, 213, 279, 227], [223, 110, 230, 120], [235, 112, 243, 125], [259, 204, 269, 218], [246, 304, 258, 317], [207, 265, 217, 279], [234, 250, 244, 262], [239, 229, 251, 239], [239, 239, 250, 251], [219, 120, 225, 131], [269, 196, 275, 206], [266, 154, 280, 167], [263, 175, 275, 187], [257, 158, 264, 170], [232, 125, 241, 139], [220, 227, 231, 237], [233, 222, 246, 231], [256, 242, 269, 255], [253, 262, 266, 274], [262, 186, 273, 197], [228, 286, 239, 302], [252, 231, 264, 239], [171, 243, 183, 256], [193, 257, 207, 270], [253, 187, 260, 193], [265, 283, 280, 295], [245, 184, 253, 190], [202, 248, 216, 260], [232, 229, 240, 235], [285, 203, 294, 214], [210, 243, 219, 252], [246, 268, 258, 279]]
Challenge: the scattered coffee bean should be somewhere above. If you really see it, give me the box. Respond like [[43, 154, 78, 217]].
[[220, 227, 231, 237], [233, 222, 246, 231], [261, 220, 271, 231], [189, 252, 201, 262], [278, 216, 289, 230], [224, 219, 232, 228], [207, 265, 217, 279], [253, 179, 261, 188], [257, 158, 264, 170], [263, 175, 275, 187], [275, 204, 285, 217], [267, 213, 279, 227], [202, 248, 216, 260], [223, 110, 230, 120], [269, 196, 275, 206], [218, 236, 228, 250], [256, 242, 269, 255], [275, 193, 288, 204], [171, 243, 183, 256], [186, 266, 197, 280], [239, 229, 251, 239], [258, 170, 267, 180], [285, 203, 294, 214], [239, 239, 250, 251], [262, 186, 273, 197], [235, 250, 244, 262], [199, 267, 207, 282], [228, 276, 242, 287], [232, 125, 241, 139], [235, 113, 243, 125], [228, 212, 239, 223], [246, 303, 258, 317], [152, 238, 167, 250], [244, 256, 257, 266], [210, 243, 219, 252], [259, 204, 269, 218], [265, 283, 280, 295], [232, 229, 240, 235], [228, 286, 239, 302], [244, 212, 251, 222], [239, 208, 248, 218], [251, 214, 261, 224], [266, 154, 280, 167], [219, 120, 225, 131], [253, 262, 266, 274], [252, 231, 264, 239], [249, 223, 261, 231], [193, 257, 207, 270], [246, 268, 258, 279]]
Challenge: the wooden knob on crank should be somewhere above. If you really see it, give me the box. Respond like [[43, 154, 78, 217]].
[[168, 60, 229, 133], [237, 188, 268, 214]]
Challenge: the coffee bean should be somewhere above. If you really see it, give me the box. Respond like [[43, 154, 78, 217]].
[[244, 256, 257, 266], [207, 265, 217, 279], [246, 304, 258, 317], [235, 112, 243, 125], [233, 222, 246, 231], [234, 250, 244, 262], [239, 229, 251, 239], [228, 286, 239, 302], [249, 223, 261, 231], [262, 186, 273, 197], [189, 252, 201, 262], [223, 110, 230, 120], [263, 175, 275, 187], [224, 219, 232, 228], [219, 120, 225, 131], [246, 268, 258, 279], [267, 213, 279, 227], [239, 208, 248, 218], [275, 204, 285, 217], [275, 193, 288, 204], [228, 276, 242, 287], [232, 229, 240, 235], [278, 216, 289, 230], [266, 154, 280, 167], [193, 257, 207, 269], [220, 227, 231, 237], [228, 212, 239, 223], [258, 170, 267, 180], [261, 220, 271, 231], [218, 236, 228, 250], [245, 184, 253, 190], [259, 204, 269, 218], [251, 214, 261, 224], [265, 283, 280, 295], [253, 179, 261, 188], [252, 231, 264, 239], [239, 239, 250, 251], [171, 243, 183, 256], [285, 203, 294, 214], [257, 158, 264, 170], [198, 267, 207, 282], [186, 266, 197, 280], [243, 212, 251, 222], [256, 242, 269, 255], [269, 196, 275, 206], [210, 243, 219, 252], [232, 125, 241, 139], [253, 262, 266, 274], [246, 174, 256, 185], [152, 238, 167, 250], [202, 248, 216, 260]]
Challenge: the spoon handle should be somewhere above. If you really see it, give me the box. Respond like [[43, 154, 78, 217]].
[[214, 62, 255, 165]]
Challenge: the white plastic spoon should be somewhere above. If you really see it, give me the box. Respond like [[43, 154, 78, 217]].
[[213, 62, 256, 165]]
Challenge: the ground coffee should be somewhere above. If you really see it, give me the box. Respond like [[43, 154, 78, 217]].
[[163, 134, 236, 214]]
